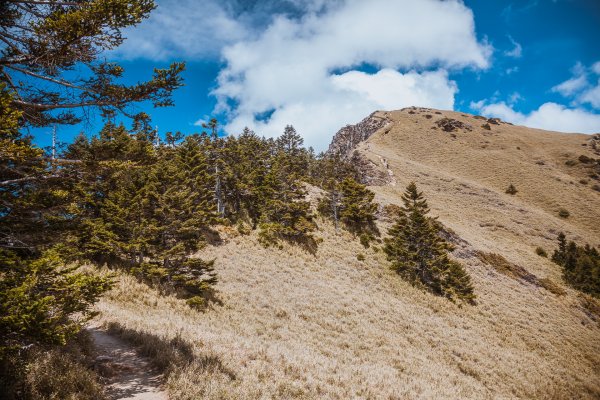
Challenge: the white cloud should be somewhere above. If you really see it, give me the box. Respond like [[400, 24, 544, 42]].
[[504, 35, 522, 58], [471, 101, 600, 134], [112, 0, 249, 60], [551, 61, 600, 109], [214, 0, 491, 150], [224, 69, 457, 146], [580, 81, 600, 109], [552, 75, 588, 97], [331, 69, 457, 110]]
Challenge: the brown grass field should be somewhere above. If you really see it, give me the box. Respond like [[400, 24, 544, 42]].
[[93, 108, 600, 399]]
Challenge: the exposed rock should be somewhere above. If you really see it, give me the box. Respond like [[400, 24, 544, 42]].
[[349, 151, 390, 186], [435, 117, 473, 133], [326, 112, 390, 158], [487, 117, 501, 125], [590, 134, 600, 155]]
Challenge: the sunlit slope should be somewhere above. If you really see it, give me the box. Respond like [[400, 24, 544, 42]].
[[360, 108, 600, 263], [93, 109, 600, 399]]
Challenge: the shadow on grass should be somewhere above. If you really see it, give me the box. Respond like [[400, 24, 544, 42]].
[[104, 322, 236, 381]]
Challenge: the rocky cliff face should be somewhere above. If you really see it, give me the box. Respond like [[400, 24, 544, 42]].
[[326, 111, 392, 186], [326, 111, 390, 158]]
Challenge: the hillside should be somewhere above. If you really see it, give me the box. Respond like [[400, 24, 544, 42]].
[[93, 109, 600, 399]]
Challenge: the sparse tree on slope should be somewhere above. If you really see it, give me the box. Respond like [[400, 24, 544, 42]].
[[383, 182, 475, 303], [338, 177, 378, 233], [551, 233, 600, 296]]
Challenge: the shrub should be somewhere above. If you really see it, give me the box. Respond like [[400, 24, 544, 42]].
[[558, 208, 570, 219], [24, 349, 106, 400], [579, 154, 594, 164], [357, 253, 365, 262], [592, 184, 600, 192], [538, 278, 566, 296], [477, 251, 538, 284], [580, 179, 589, 185], [0, 249, 112, 355], [482, 123, 491, 130], [236, 221, 251, 235], [565, 159, 578, 166], [0, 331, 105, 400], [536, 247, 548, 257], [359, 233, 374, 248], [505, 184, 518, 195]]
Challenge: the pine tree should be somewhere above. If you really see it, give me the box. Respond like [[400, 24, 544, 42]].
[[220, 129, 271, 226], [338, 177, 378, 233], [551, 233, 600, 296], [551, 232, 568, 265], [383, 182, 475, 303], [315, 152, 363, 232], [258, 152, 316, 249], [276, 125, 308, 177], [155, 136, 218, 259]]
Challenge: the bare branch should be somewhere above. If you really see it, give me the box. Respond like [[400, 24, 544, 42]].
[[0, 174, 61, 186], [6, 64, 96, 93], [12, 98, 112, 110], [7, 1, 81, 6]]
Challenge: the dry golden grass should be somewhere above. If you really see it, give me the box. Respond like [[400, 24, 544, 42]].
[[93, 108, 600, 399]]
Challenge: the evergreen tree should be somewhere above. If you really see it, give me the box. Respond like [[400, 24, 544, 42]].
[[154, 136, 218, 259], [551, 233, 600, 296], [276, 125, 308, 177], [220, 129, 271, 226], [258, 151, 316, 249], [315, 152, 362, 231], [551, 232, 568, 265], [505, 184, 518, 195], [63, 125, 219, 304], [383, 182, 475, 303], [338, 177, 378, 233], [1, 0, 184, 127], [0, 95, 111, 392]]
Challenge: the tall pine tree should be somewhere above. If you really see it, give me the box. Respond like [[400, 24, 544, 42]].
[[383, 182, 475, 303]]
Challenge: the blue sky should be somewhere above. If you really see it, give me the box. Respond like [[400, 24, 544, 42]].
[[33, 0, 600, 151]]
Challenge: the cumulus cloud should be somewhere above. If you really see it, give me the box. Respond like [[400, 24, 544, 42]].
[[224, 69, 458, 147], [551, 61, 600, 109], [552, 75, 588, 97], [112, 0, 342, 60], [580, 83, 600, 109], [214, 0, 491, 149], [112, 0, 250, 59], [471, 101, 600, 134]]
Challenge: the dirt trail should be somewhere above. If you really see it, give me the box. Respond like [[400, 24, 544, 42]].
[[88, 325, 168, 400]]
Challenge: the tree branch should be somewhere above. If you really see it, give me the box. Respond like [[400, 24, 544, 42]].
[[0, 174, 61, 186], [12, 98, 111, 110], [7, 1, 81, 6], [6, 64, 96, 93]]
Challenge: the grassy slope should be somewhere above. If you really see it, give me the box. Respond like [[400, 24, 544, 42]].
[[94, 109, 600, 399]]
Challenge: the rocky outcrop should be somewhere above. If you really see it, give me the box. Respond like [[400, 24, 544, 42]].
[[326, 112, 390, 158], [348, 151, 390, 186], [435, 117, 473, 132]]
